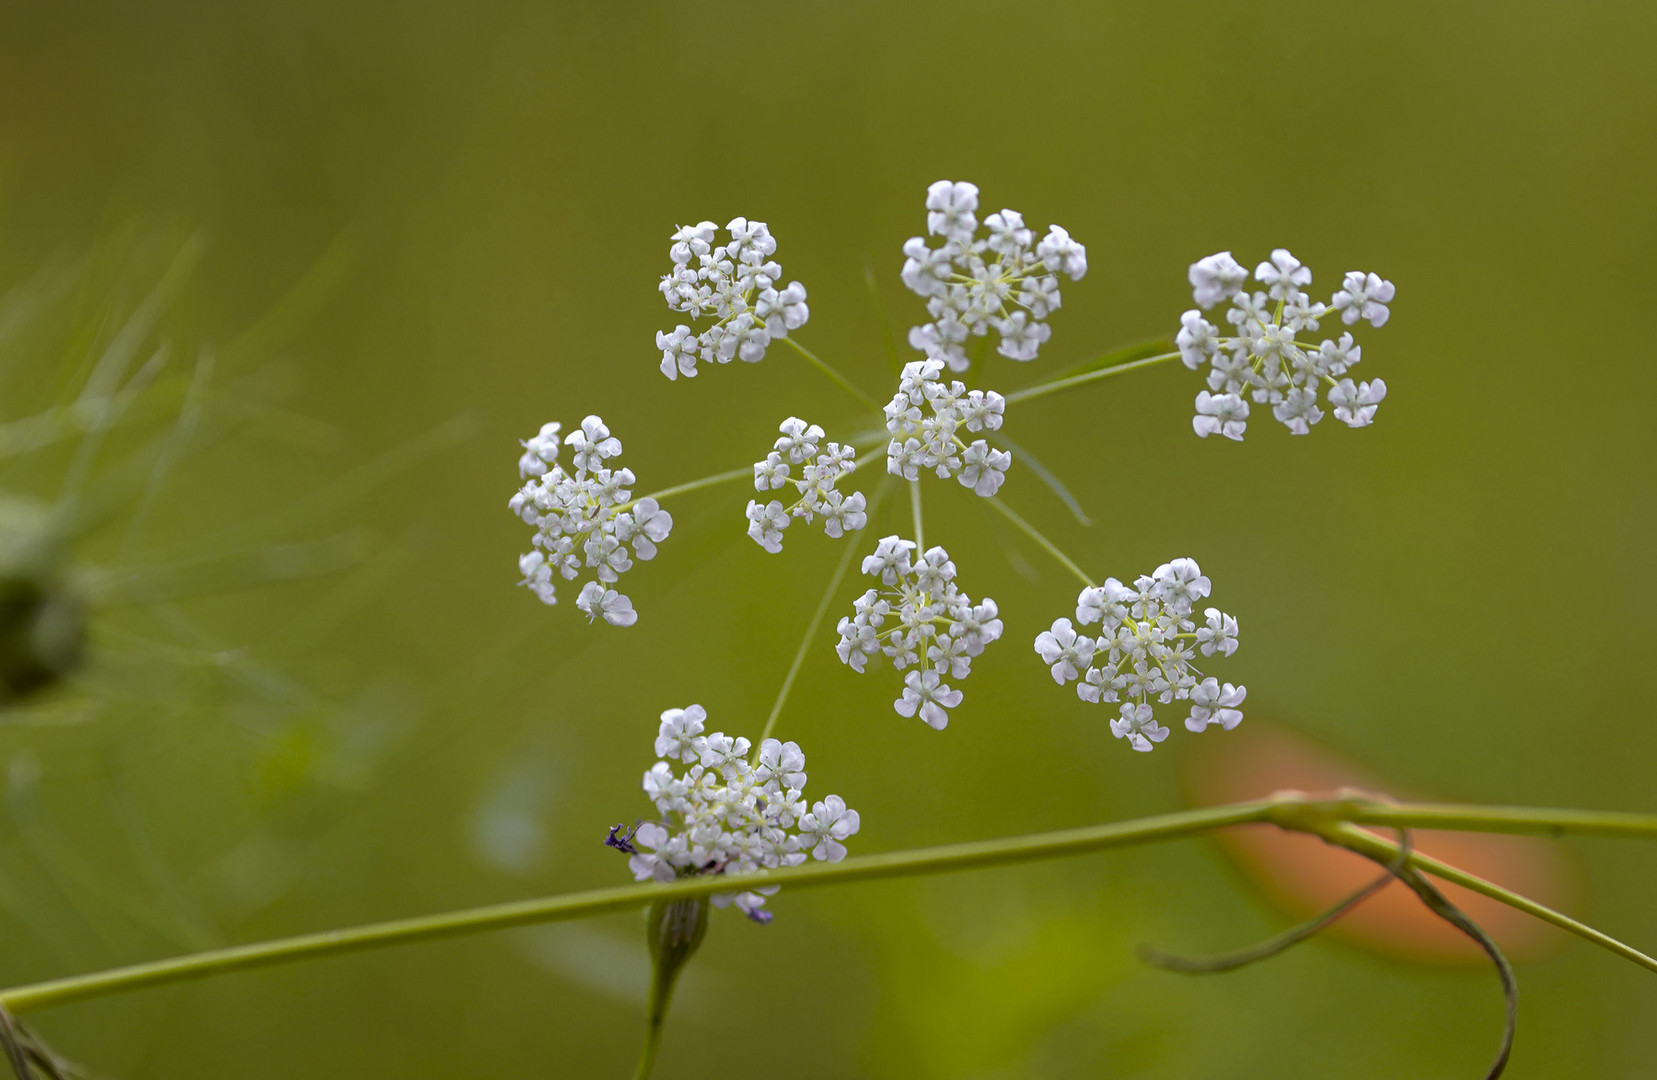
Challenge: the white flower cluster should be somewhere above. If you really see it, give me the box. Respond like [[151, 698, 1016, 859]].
[[616, 705, 860, 923], [884, 359, 1011, 496], [1177, 250, 1395, 439], [901, 180, 1088, 371], [1033, 558, 1244, 752], [655, 218, 810, 380], [508, 416, 673, 627], [746, 417, 868, 553], [835, 537, 1003, 730]]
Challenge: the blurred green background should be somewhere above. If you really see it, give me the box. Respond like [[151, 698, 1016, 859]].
[[0, 1, 1654, 1076]]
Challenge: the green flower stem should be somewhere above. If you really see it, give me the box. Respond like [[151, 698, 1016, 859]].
[[1004, 350, 1182, 405], [910, 480, 924, 550], [982, 496, 1096, 589], [636, 898, 708, 1080], [1319, 821, 1657, 974], [1346, 802, 1657, 839], [778, 336, 884, 414], [4, 797, 1656, 1014], [754, 478, 889, 748], [634, 464, 755, 506]]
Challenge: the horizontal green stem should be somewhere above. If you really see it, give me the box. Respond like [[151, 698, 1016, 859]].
[[4, 797, 1655, 1014], [1346, 802, 1657, 840], [1004, 350, 1181, 404]]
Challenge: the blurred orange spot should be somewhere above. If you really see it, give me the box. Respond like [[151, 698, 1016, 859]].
[[1183, 719, 1576, 964]]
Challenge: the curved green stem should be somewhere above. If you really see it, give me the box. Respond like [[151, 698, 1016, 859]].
[[4, 797, 1656, 1014], [1004, 350, 1182, 404]]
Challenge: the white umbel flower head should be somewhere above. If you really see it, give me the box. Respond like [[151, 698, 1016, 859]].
[[1034, 557, 1245, 751], [836, 535, 1002, 730], [609, 706, 859, 923], [508, 415, 672, 623], [884, 359, 1012, 496], [902, 180, 1086, 372], [744, 417, 867, 552], [655, 217, 809, 380], [1177, 250, 1396, 437]]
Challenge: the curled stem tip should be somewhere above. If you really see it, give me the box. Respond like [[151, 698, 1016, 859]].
[[1381, 855, 1517, 1080], [1140, 831, 1414, 975]]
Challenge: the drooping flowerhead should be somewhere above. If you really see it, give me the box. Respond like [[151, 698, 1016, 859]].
[[507, 416, 672, 624], [1176, 249, 1394, 439], [835, 536, 1002, 730], [613, 704, 859, 922], [655, 218, 809, 380], [902, 180, 1087, 372], [1034, 558, 1244, 751], [746, 417, 867, 553], [884, 359, 1011, 496]]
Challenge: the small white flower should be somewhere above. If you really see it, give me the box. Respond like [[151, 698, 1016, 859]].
[[576, 581, 637, 627], [754, 453, 790, 491], [1186, 679, 1246, 732], [774, 417, 824, 463], [800, 795, 861, 862], [699, 731, 753, 777], [754, 738, 807, 793], [745, 499, 790, 554], [993, 310, 1051, 361], [1037, 225, 1088, 280], [517, 421, 563, 478], [895, 669, 963, 730], [656, 326, 699, 381], [1152, 558, 1210, 612], [1188, 252, 1249, 309], [1329, 377, 1388, 428], [655, 705, 708, 762], [1331, 271, 1396, 327], [985, 208, 1033, 255], [1254, 249, 1312, 300], [516, 551, 558, 605], [820, 490, 867, 538], [1192, 391, 1250, 441], [1111, 702, 1170, 752], [1034, 618, 1095, 685], [1196, 608, 1239, 657], [1272, 386, 1324, 435], [1177, 311, 1221, 370], [925, 180, 980, 243], [959, 441, 1011, 497], [860, 535, 916, 585]]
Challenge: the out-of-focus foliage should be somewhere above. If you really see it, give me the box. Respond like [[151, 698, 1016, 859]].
[[0, 2, 1653, 1077]]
